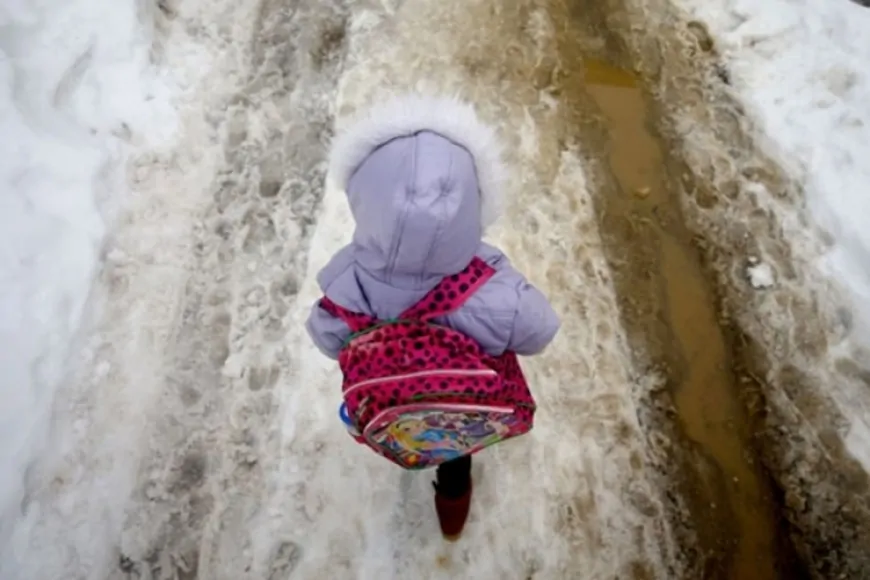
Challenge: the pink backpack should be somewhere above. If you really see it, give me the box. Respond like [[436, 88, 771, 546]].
[[318, 257, 537, 470]]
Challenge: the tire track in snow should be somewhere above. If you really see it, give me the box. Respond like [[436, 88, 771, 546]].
[[596, 0, 870, 575]]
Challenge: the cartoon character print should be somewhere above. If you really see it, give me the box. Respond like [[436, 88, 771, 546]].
[[322, 257, 537, 470], [382, 414, 464, 465], [376, 410, 518, 466], [459, 414, 514, 448]]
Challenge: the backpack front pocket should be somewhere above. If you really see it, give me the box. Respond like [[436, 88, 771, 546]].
[[362, 403, 529, 470]]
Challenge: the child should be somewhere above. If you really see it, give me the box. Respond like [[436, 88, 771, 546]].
[[305, 94, 560, 540]]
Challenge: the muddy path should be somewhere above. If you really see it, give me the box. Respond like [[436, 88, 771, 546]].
[[12, 0, 854, 578], [549, 2, 807, 578]]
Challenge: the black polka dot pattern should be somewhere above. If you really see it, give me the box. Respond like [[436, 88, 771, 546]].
[[399, 257, 493, 322], [318, 257, 538, 456]]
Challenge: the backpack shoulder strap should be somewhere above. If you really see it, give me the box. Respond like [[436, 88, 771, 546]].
[[399, 257, 496, 321], [318, 297, 377, 333]]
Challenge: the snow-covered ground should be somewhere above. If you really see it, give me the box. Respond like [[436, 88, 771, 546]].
[[5, 0, 870, 577], [684, 0, 870, 349], [0, 0, 176, 560], [672, 0, 870, 473], [2, 0, 683, 578]]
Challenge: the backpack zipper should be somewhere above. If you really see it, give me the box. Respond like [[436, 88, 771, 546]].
[[344, 368, 498, 399], [362, 402, 516, 439], [341, 318, 410, 349]]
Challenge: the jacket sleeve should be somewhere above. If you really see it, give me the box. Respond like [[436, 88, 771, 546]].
[[508, 280, 561, 356], [448, 245, 561, 357], [305, 301, 352, 360]]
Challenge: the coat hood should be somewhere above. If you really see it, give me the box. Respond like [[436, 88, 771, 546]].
[[326, 95, 507, 287]]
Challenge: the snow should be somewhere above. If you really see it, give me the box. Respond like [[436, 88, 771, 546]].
[[672, 0, 870, 468], [238, 2, 677, 574], [0, 0, 681, 577], [0, 0, 175, 565], [672, 0, 870, 350], [746, 259, 775, 289], [17, 0, 870, 575]]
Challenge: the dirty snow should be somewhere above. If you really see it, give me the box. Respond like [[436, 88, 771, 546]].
[[672, 0, 870, 475], [11, 0, 870, 576], [0, 0, 175, 564], [21, 0, 870, 575], [1, 0, 681, 578], [673, 0, 870, 351]]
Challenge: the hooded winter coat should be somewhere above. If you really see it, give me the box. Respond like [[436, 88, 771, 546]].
[[305, 95, 560, 359]]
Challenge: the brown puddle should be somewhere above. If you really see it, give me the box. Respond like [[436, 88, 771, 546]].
[[582, 58, 781, 579]]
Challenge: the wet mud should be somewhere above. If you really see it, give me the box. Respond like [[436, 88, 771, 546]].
[[557, 0, 870, 576], [547, 2, 808, 577]]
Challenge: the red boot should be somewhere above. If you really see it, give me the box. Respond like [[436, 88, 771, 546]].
[[433, 480, 472, 541]]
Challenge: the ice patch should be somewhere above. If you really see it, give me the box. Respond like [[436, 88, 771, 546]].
[[0, 0, 175, 554]]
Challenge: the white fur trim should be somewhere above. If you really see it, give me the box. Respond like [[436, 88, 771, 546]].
[[328, 94, 506, 229]]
